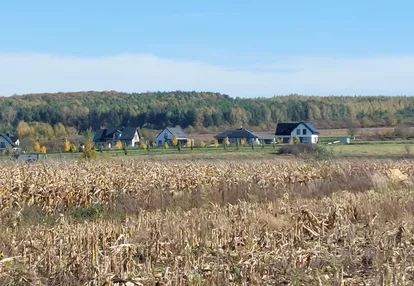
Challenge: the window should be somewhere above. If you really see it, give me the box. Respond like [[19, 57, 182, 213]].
[[296, 129, 300, 135], [303, 129, 307, 135], [0, 142, 5, 149]]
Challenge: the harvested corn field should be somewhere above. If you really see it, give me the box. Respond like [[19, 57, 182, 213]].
[[1, 158, 414, 285]]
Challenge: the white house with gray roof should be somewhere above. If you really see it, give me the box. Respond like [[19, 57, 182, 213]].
[[155, 127, 189, 147]]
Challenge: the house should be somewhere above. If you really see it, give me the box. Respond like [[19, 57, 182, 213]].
[[0, 133, 18, 151], [93, 126, 140, 148], [214, 128, 275, 145], [256, 133, 276, 144], [275, 122, 319, 144], [215, 128, 260, 145], [155, 127, 189, 147]]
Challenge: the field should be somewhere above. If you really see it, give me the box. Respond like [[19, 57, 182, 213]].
[[1, 156, 414, 285]]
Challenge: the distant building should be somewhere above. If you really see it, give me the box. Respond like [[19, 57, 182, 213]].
[[93, 126, 140, 148], [275, 122, 319, 143], [155, 127, 189, 147], [0, 133, 18, 151], [214, 128, 275, 145]]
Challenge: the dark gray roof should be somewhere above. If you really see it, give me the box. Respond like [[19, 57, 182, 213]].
[[275, 122, 320, 136], [0, 133, 17, 147], [215, 128, 259, 139], [93, 126, 138, 142], [165, 127, 188, 138]]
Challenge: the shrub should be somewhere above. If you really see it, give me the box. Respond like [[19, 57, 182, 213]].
[[171, 136, 178, 147], [40, 146, 47, 154], [293, 137, 300, 144], [33, 141, 41, 152], [277, 144, 332, 160], [82, 140, 97, 159], [115, 140, 122, 149], [164, 142, 169, 149], [199, 141, 206, 148], [63, 139, 71, 152]]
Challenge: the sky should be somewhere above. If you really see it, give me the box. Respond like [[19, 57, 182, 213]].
[[0, 0, 413, 97]]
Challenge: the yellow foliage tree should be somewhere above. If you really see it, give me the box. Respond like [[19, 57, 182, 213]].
[[17, 121, 32, 138], [213, 139, 219, 148], [115, 140, 122, 149], [186, 139, 192, 148], [140, 143, 147, 150], [171, 136, 178, 147], [82, 140, 97, 159], [40, 146, 47, 154], [240, 138, 246, 146], [164, 142, 169, 149], [33, 141, 41, 152], [224, 137, 230, 146], [199, 141, 206, 148], [63, 139, 71, 152]]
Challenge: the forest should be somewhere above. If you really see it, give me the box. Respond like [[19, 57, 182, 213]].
[[1, 91, 414, 138]]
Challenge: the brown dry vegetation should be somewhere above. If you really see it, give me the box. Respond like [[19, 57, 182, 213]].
[[1, 158, 414, 285]]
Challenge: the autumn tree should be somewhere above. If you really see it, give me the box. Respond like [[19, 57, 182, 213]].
[[213, 139, 219, 148], [171, 135, 178, 147], [54, 123, 67, 138], [199, 141, 206, 148], [17, 121, 32, 138], [164, 142, 169, 149], [40, 146, 47, 154], [223, 137, 230, 150], [82, 140, 97, 159], [115, 140, 122, 149], [63, 139, 71, 152], [186, 139, 192, 148], [33, 141, 41, 152]]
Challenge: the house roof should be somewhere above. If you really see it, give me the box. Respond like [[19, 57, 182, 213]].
[[256, 133, 275, 140], [0, 133, 17, 147], [155, 127, 189, 139], [275, 122, 320, 136], [93, 126, 139, 142], [214, 128, 259, 139]]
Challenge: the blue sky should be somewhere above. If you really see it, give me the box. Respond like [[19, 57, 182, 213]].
[[0, 0, 413, 97]]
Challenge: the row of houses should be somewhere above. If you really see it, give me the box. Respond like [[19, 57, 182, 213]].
[[0, 122, 320, 152], [92, 121, 320, 148]]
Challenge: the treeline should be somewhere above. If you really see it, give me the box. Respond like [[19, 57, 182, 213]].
[[1, 91, 414, 135]]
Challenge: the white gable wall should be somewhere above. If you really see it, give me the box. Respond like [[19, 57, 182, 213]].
[[290, 123, 318, 143]]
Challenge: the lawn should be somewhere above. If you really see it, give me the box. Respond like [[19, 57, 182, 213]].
[[331, 143, 414, 156]]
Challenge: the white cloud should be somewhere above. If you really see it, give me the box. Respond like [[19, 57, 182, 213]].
[[0, 53, 413, 97]]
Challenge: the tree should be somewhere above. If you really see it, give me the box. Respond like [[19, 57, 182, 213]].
[[171, 135, 178, 147], [293, 137, 300, 144], [17, 121, 32, 138], [70, 144, 77, 153], [115, 140, 122, 149], [82, 140, 97, 159], [40, 146, 47, 154], [164, 142, 169, 149], [33, 141, 41, 152], [213, 139, 219, 148], [224, 137, 230, 150], [240, 138, 246, 147], [346, 118, 359, 137], [63, 139, 71, 152], [186, 139, 192, 148], [54, 123, 67, 138], [199, 141, 206, 148]]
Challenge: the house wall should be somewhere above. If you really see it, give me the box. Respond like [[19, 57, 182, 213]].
[[275, 123, 319, 144], [0, 137, 14, 150], [155, 129, 172, 146]]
